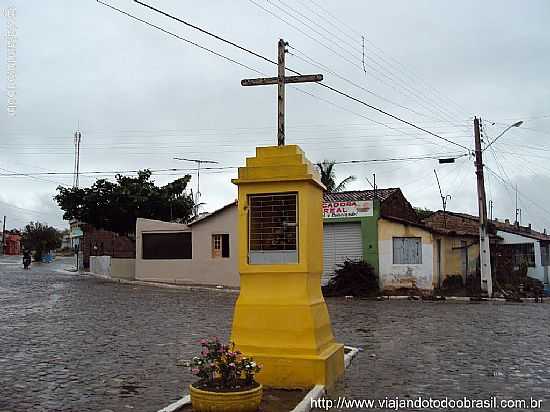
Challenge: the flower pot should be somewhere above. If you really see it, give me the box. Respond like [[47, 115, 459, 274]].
[[189, 383, 262, 412]]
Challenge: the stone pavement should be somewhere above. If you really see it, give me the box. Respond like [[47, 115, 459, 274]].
[[1, 255, 550, 411]]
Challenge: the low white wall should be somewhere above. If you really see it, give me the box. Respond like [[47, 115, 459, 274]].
[[111, 258, 135, 280], [90, 255, 111, 277]]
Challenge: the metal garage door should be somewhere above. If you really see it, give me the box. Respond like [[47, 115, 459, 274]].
[[322, 222, 363, 286]]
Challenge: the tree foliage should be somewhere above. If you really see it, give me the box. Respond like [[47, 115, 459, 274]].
[[21, 222, 62, 261], [316, 160, 356, 192], [54, 170, 195, 235]]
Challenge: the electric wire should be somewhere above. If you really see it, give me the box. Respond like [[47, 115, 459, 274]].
[[119, 0, 471, 151], [302, 0, 470, 118], [246, 0, 459, 123]]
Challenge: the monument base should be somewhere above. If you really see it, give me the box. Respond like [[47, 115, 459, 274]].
[[252, 343, 344, 389]]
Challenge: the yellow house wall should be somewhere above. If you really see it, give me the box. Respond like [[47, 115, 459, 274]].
[[378, 218, 434, 291], [432, 235, 479, 286]]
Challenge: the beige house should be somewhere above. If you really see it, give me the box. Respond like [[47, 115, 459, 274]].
[[135, 202, 239, 287]]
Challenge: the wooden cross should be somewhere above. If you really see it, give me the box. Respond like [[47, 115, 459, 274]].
[[241, 39, 323, 146]]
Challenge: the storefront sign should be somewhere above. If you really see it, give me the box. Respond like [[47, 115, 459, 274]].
[[322, 200, 374, 219]]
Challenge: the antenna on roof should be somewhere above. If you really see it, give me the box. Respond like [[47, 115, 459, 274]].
[[434, 169, 451, 228], [366, 174, 377, 201]]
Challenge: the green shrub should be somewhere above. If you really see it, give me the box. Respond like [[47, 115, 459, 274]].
[[322, 259, 379, 297]]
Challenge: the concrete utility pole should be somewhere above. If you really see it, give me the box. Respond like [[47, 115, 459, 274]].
[[73, 130, 82, 188], [241, 39, 323, 146], [474, 117, 493, 297], [1, 216, 5, 256], [515, 185, 521, 225]]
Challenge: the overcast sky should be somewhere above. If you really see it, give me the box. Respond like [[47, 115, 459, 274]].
[[1, 0, 549, 232]]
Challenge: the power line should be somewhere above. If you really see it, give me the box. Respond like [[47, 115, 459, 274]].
[[333, 153, 468, 165], [122, 0, 471, 151], [97, 1, 442, 147], [247, 0, 459, 123], [0, 166, 69, 186], [0, 153, 465, 178], [130, 0, 279, 67], [287, 0, 467, 120], [96, 0, 263, 75], [0, 167, 237, 177], [0, 198, 54, 219], [485, 165, 550, 227], [302, 0, 469, 119], [287, 46, 437, 119]]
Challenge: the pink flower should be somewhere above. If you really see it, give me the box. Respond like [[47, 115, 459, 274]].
[[191, 368, 199, 374], [229, 363, 236, 368]]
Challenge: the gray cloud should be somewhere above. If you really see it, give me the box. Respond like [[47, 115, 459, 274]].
[[1, 0, 549, 232]]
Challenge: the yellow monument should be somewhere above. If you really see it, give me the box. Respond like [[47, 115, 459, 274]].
[[231, 144, 344, 388]]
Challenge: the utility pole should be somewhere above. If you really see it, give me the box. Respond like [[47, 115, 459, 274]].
[[241, 39, 323, 146], [474, 117, 493, 297], [1, 216, 5, 256], [489, 200, 493, 221], [515, 185, 521, 225], [434, 169, 451, 228], [73, 129, 82, 188]]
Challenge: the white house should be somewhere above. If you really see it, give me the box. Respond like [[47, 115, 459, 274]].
[[494, 220, 550, 285]]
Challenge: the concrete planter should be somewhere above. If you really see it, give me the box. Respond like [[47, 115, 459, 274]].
[[189, 383, 262, 412]]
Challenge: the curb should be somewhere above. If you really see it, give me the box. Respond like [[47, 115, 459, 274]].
[[157, 395, 190, 412], [78, 272, 547, 302], [379, 295, 546, 303], [291, 385, 326, 412], [80, 272, 239, 294]]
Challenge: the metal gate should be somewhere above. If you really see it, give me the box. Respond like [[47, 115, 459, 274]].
[[322, 222, 363, 286]]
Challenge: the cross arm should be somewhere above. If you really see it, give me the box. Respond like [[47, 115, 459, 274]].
[[241, 74, 323, 86]]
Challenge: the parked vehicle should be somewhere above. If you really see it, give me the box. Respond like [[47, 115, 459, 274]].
[[23, 250, 32, 270]]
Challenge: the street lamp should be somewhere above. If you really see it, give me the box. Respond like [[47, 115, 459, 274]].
[[483, 120, 523, 152]]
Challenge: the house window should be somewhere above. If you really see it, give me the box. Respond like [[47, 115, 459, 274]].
[[212, 234, 230, 258], [393, 237, 422, 264], [248, 192, 298, 264], [511, 243, 535, 267], [541, 244, 550, 267], [142, 232, 192, 259]]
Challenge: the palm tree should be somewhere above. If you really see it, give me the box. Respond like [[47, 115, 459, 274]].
[[316, 160, 356, 192]]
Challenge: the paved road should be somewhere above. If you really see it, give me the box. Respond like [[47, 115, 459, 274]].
[[1, 256, 549, 411]]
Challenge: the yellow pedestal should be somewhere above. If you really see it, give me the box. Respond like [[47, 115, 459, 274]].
[[231, 145, 344, 389]]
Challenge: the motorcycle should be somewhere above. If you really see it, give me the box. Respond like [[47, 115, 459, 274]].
[[23, 254, 31, 270]]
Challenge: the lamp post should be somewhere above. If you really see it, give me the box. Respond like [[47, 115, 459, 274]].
[[483, 120, 523, 152], [474, 118, 523, 297]]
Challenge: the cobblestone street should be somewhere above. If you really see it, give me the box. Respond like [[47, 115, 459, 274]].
[[1, 256, 550, 411]]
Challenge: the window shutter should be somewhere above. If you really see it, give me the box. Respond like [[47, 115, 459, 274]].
[[222, 234, 230, 258], [392, 237, 421, 264]]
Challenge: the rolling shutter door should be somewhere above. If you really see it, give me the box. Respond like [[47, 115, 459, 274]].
[[322, 222, 363, 286]]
